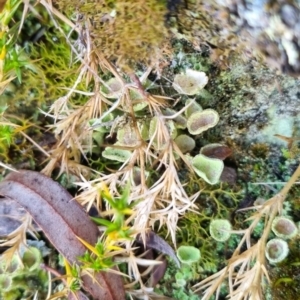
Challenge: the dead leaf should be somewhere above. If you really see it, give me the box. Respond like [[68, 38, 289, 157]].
[[136, 231, 180, 268], [0, 170, 125, 300], [150, 257, 167, 287], [0, 198, 25, 237]]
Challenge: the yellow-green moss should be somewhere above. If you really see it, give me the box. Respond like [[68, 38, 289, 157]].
[[4, 33, 87, 113], [57, 0, 170, 69]]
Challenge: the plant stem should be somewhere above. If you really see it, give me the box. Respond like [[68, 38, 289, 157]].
[[280, 163, 300, 196]]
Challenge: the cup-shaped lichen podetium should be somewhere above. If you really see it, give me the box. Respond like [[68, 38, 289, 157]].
[[184, 99, 203, 119], [101, 78, 123, 99], [271, 216, 298, 239], [200, 143, 232, 160], [176, 246, 201, 265], [173, 69, 208, 95], [22, 247, 42, 272], [163, 108, 187, 129], [209, 219, 232, 242], [174, 134, 195, 154], [0, 275, 12, 292], [187, 109, 219, 135], [191, 154, 224, 185], [265, 238, 289, 264], [117, 124, 140, 147]]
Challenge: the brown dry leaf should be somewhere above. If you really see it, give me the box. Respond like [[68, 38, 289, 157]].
[[0, 198, 25, 237], [136, 231, 180, 268], [0, 170, 125, 300], [150, 257, 167, 287]]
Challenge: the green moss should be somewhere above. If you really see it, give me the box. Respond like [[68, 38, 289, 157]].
[[3, 32, 87, 115], [155, 258, 200, 300], [0, 124, 14, 161]]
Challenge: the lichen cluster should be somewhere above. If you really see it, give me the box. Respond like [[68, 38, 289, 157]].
[[0, 246, 48, 300]]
